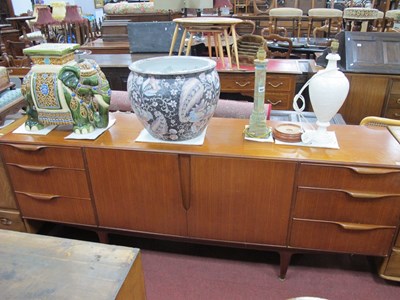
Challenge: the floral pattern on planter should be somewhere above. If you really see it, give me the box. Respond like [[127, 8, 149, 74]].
[[128, 58, 220, 141]]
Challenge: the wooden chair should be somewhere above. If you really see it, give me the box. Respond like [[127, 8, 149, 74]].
[[261, 32, 293, 59], [307, 8, 343, 40], [370, 10, 385, 32], [383, 9, 400, 32], [360, 116, 400, 127], [234, 0, 250, 14], [234, 19, 256, 36], [268, 7, 303, 38], [251, 0, 276, 15], [234, 34, 267, 65]]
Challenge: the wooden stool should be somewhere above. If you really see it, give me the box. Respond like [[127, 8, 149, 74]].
[[170, 17, 243, 69]]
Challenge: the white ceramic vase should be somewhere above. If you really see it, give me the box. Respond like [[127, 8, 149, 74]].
[[128, 56, 220, 141], [308, 52, 349, 132]]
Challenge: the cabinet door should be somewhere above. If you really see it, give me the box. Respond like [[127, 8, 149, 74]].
[[188, 156, 296, 246], [85, 149, 187, 236]]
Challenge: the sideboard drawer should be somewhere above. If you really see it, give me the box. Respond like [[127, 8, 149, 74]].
[[390, 80, 400, 94], [385, 108, 400, 120], [7, 166, 91, 198], [266, 75, 294, 92], [265, 92, 292, 110], [297, 163, 400, 193], [294, 188, 400, 226], [0, 144, 85, 169], [219, 72, 254, 92], [387, 93, 400, 109], [15, 193, 96, 225], [0, 209, 26, 232], [290, 218, 395, 256]]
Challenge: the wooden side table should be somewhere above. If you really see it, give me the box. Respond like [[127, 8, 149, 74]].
[[170, 17, 243, 69], [0, 230, 147, 299]]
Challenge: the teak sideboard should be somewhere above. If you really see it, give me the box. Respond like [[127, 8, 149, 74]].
[[1, 113, 400, 279]]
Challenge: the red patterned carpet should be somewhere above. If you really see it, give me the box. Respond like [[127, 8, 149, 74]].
[[43, 225, 400, 300]]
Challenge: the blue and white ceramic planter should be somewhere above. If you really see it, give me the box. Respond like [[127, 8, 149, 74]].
[[128, 56, 220, 141]]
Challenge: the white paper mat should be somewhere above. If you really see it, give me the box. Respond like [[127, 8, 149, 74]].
[[13, 123, 57, 135], [136, 128, 207, 145], [65, 117, 116, 140], [274, 130, 339, 149], [12, 116, 115, 140]]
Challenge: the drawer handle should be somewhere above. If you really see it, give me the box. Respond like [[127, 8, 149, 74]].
[[234, 81, 251, 87], [348, 166, 400, 175], [336, 222, 394, 231], [268, 82, 283, 88], [17, 191, 60, 201], [0, 218, 12, 226], [295, 218, 394, 231], [395, 113, 400, 117], [396, 98, 400, 105], [266, 99, 282, 106], [8, 144, 47, 152], [344, 191, 400, 199], [8, 163, 55, 172]]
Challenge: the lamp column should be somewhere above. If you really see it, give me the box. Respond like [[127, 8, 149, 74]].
[[245, 47, 270, 139]]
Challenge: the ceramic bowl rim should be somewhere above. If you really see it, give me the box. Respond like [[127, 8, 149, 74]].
[[128, 56, 216, 76]]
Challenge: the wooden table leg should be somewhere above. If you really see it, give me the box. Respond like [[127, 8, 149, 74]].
[[223, 28, 232, 69], [178, 28, 187, 56], [186, 32, 194, 56], [207, 34, 212, 58], [169, 24, 180, 55], [215, 32, 225, 68], [230, 25, 240, 69]]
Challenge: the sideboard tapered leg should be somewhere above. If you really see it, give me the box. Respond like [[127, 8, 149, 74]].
[[279, 250, 294, 280]]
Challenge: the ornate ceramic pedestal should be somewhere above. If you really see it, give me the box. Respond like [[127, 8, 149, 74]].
[[21, 43, 111, 134]]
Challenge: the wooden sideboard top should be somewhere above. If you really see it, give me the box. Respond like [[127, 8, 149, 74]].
[[1, 113, 399, 168]]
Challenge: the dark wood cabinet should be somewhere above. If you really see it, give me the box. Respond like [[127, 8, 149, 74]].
[[218, 71, 297, 110], [101, 66, 130, 91], [384, 79, 400, 120], [340, 73, 400, 124]]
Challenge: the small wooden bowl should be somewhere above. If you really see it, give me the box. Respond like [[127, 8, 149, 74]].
[[273, 123, 303, 143]]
